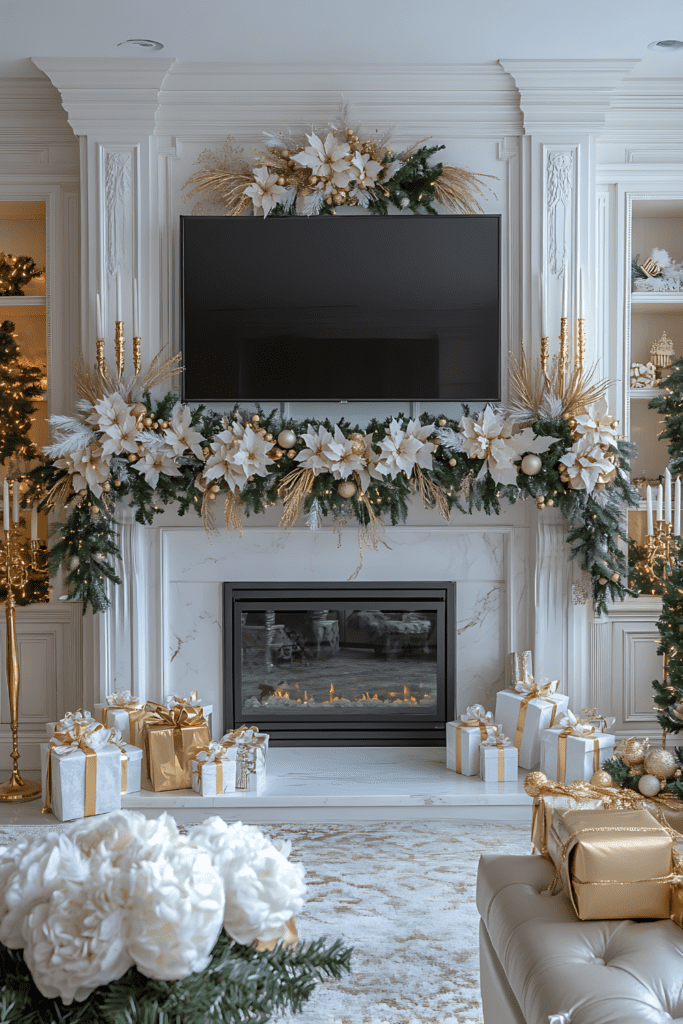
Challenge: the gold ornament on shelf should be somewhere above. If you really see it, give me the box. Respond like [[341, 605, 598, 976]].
[[650, 332, 675, 376], [0, 507, 48, 803], [630, 361, 657, 389], [644, 748, 677, 780]]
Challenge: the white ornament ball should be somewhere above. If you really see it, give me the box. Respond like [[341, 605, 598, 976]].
[[400, 197, 410, 208], [521, 453, 543, 476], [277, 429, 297, 450], [637, 774, 662, 797], [69, 556, 79, 571], [337, 480, 357, 499]]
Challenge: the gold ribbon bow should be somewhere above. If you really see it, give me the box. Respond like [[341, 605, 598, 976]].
[[512, 676, 561, 749], [193, 740, 235, 794], [42, 718, 108, 816], [103, 692, 146, 745], [552, 712, 599, 784], [165, 691, 200, 707], [454, 705, 494, 773], [481, 729, 512, 782]]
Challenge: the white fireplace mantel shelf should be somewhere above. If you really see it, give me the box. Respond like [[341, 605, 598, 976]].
[[120, 747, 533, 824]]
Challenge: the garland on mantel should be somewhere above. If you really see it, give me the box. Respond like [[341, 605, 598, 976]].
[[26, 357, 638, 615]]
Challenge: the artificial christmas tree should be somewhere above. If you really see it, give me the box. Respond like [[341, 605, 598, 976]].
[[0, 253, 43, 297], [0, 319, 44, 464]]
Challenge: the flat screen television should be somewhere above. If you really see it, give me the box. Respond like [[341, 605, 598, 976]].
[[180, 213, 500, 403]]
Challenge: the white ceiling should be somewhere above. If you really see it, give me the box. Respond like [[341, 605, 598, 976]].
[[0, 0, 682, 76]]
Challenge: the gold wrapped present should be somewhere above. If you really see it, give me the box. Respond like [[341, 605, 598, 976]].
[[547, 807, 676, 920], [142, 702, 210, 792]]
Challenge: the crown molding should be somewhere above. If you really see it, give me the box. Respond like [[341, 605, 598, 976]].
[[499, 58, 641, 135], [31, 57, 177, 137]]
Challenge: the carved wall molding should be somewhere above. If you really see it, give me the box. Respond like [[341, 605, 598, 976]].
[[547, 150, 573, 275], [105, 151, 131, 276]]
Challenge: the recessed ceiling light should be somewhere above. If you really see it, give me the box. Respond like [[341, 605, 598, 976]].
[[117, 39, 164, 51], [647, 39, 683, 52]]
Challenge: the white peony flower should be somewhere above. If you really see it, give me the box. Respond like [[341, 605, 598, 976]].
[[231, 425, 275, 479], [243, 167, 286, 218], [55, 445, 111, 498], [295, 424, 335, 475], [292, 132, 352, 187], [324, 426, 364, 480], [133, 449, 182, 488], [573, 397, 618, 448], [187, 819, 306, 946], [376, 418, 435, 478], [22, 861, 133, 1004], [65, 809, 180, 863], [559, 436, 616, 493], [459, 405, 556, 486], [126, 842, 225, 982], [163, 403, 206, 459]]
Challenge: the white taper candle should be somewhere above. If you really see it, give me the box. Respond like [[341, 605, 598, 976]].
[[541, 272, 547, 338], [133, 278, 139, 337], [3, 480, 9, 533], [116, 272, 122, 321], [561, 264, 568, 319], [579, 269, 585, 320], [658, 483, 664, 521], [676, 477, 681, 537], [31, 503, 38, 541], [96, 293, 103, 340], [647, 485, 654, 536], [666, 467, 673, 523], [12, 480, 19, 524]]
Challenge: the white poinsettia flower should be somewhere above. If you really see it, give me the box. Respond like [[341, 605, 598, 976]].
[[560, 436, 616, 493], [163, 403, 206, 459], [380, 159, 403, 183], [295, 424, 335, 475], [459, 405, 556, 486], [186, 819, 306, 946], [350, 151, 383, 188], [231, 425, 275, 478], [126, 842, 224, 982], [89, 392, 134, 436], [376, 418, 435, 478], [22, 862, 133, 1005], [573, 397, 618, 448], [324, 425, 365, 480], [203, 422, 248, 492], [133, 450, 181, 488], [243, 167, 286, 218], [55, 445, 111, 498], [292, 132, 352, 186], [356, 432, 386, 492]]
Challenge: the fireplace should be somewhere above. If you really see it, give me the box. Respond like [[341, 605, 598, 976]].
[[223, 582, 455, 745]]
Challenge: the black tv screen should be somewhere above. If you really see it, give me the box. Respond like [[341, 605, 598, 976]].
[[180, 214, 500, 402]]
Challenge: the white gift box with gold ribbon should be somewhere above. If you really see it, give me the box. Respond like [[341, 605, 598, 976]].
[[540, 712, 615, 784], [446, 705, 496, 776], [494, 678, 569, 770], [40, 718, 122, 822], [94, 691, 147, 746], [164, 693, 214, 737], [479, 729, 518, 782], [190, 740, 239, 796], [224, 727, 269, 792], [106, 728, 144, 795]]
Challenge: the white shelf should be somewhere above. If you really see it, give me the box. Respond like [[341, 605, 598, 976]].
[[631, 292, 683, 313], [0, 295, 45, 306], [629, 387, 663, 400]]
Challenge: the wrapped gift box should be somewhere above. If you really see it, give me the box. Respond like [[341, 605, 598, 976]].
[[495, 681, 569, 770], [235, 743, 267, 792], [41, 721, 122, 822], [540, 721, 615, 784], [94, 691, 146, 746], [548, 807, 675, 920], [190, 742, 239, 796], [106, 731, 144, 795], [531, 794, 607, 859], [479, 735, 518, 782], [165, 693, 214, 737], [509, 650, 533, 685], [143, 702, 210, 791], [446, 706, 496, 776]]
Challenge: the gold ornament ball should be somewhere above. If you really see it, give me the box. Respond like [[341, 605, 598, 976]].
[[644, 748, 677, 780], [114, 480, 121, 487], [562, 412, 570, 421], [333, 194, 345, 205], [620, 737, 649, 766], [521, 453, 543, 476], [638, 774, 662, 797], [281, 149, 290, 158], [326, 197, 333, 205], [546, 498, 554, 507], [351, 134, 359, 143], [287, 449, 297, 458], [276, 176, 286, 186], [568, 417, 577, 430], [102, 481, 111, 492], [346, 128, 354, 136], [590, 769, 617, 788], [131, 403, 147, 419], [127, 453, 137, 463], [143, 417, 153, 428], [202, 447, 210, 457], [210, 484, 220, 494], [611, 573, 620, 583], [448, 458, 457, 467], [386, 147, 393, 156], [278, 428, 297, 449], [251, 414, 260, 423], [523, 771, 549, 797], [438, 418, 447, 426], [598, 577, 607, 585], [309, 175, 318, 185], [207, 492, 216, 502], [248, 475, 255, 482], [348, 432, 364, 441], [264, 433, 274, 442], [350, 439, 365, 456], [270, 447, 284, 459], [337, 480, 357, 498], [17, 480, 29, 493]]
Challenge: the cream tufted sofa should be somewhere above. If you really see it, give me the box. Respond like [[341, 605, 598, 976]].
[[478, 853, 683, 1024]]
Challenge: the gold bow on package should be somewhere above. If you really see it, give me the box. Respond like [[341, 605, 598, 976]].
[[494, 676, 569, 769], [479, 729, 518, 782], [446, 705, 496, 776], [190, 739, 239, 796], [539, 710, 615, 784], [142, 702, 210, 792], [547, 807, 677, 921], [94, 690, 147, 747], [165, 692, 214, 735], [42, 717, 122, 822]]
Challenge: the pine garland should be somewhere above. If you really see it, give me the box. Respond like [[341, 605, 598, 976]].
[[29, 397, 638, 616], [0, 932, 352, 1024]]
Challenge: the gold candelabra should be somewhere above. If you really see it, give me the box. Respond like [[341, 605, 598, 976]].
[[643, 519, 677, 583], [0, 515, 48, 802]]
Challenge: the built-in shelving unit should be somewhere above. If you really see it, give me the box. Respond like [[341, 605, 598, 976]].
[[0, 296, 46, 306]]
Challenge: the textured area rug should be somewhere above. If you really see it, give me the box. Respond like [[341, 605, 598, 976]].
[[0, 818, 530, 1024]]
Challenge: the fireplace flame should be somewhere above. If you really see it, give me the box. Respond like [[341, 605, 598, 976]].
[[403, 686, 409, 700]]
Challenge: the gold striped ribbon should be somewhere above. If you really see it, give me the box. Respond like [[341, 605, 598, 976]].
[[42, 734, 98, 816], [455, 718, 488, 773], [513, 681, 560, 749], [196, 758, 224, 794]]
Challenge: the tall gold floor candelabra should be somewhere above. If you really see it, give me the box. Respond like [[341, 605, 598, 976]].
[[0, 519, 48, 802]]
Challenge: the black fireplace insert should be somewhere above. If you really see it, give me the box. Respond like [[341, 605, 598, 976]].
[[222, 582, 455, 745]]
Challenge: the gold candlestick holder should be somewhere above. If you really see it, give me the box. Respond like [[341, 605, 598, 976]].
[[133, 336, 141, 376], [115, 321, 125, 378], [559, 316, 569, 394], [0, 517, 48, 802], [643, 519, 677, 584], [577, 317, 586, 375], [96, 338, 105, 377], [540, 336, 550, 383]]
